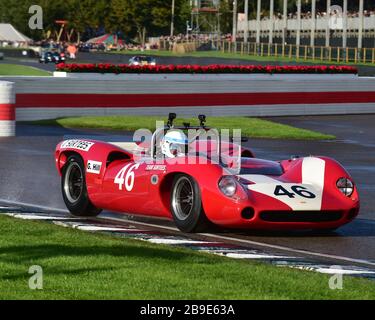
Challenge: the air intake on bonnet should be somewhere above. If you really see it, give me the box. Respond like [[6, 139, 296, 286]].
[[259, 211, 344, 223]]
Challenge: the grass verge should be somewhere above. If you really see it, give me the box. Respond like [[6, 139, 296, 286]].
[[0, 215, 374, 300], [0, 64, 50, 76], [111, 50, 374, 67], [29, 116, 335, 140]]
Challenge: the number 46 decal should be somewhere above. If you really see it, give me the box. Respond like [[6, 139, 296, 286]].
[[274, 185, 316, 199], [115, 163, 140, 191]]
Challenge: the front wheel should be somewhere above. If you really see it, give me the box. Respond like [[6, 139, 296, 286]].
[[170, 174, 210, 233], [62, 155, 102, 217]]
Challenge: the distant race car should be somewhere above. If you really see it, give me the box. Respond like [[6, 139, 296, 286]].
[[55, 114, 360, 233], [39, 51, 66, 64], [129, 55, 156, 66]]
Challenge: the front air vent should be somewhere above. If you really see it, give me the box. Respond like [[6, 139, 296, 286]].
[[241, 207, 255, 220]]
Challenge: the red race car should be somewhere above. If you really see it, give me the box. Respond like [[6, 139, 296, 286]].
[[55, 114, 360, 233]]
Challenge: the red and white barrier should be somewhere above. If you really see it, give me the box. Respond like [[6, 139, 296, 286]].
[[6, 75, 375, 120], [0, 81, 15, 137]]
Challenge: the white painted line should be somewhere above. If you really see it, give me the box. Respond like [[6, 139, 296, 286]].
[[279, 264, 375, 276], [12, 214, 82, 221], [224, 253, 296, 260], [76, 225, 145, 233], [200, 248, 251, 253], [315, 268, 375, 275], [147, 239, 214, 245], [52, 221, 147, 233], [53, 221, 75, 228]]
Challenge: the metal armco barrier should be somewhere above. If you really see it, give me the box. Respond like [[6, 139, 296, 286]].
[[0, 81, 15, 137]]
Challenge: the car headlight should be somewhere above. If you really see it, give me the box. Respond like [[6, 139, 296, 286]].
[[219, 176, 237, 197], [337, 178, 354, 197]]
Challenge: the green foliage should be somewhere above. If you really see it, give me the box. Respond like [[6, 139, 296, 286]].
[[0, 64, 50, 76], [1, 215, 374, 299], [0, 0, 191, 41], [29, 116, 335, 140]]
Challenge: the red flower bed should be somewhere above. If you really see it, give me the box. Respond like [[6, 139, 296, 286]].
[[56, 63, 358, 75]]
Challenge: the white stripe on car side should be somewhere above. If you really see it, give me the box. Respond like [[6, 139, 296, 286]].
[[240, 157, 326, 211]]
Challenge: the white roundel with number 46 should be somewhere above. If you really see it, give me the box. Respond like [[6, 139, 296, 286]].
[[241, 157, 326, 211], [115, 163, 141, 191]]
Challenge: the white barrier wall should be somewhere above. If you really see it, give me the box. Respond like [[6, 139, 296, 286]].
[[0, 81, 16, 137], [239, 16, 375, 31], [2, 75, 375, 121]]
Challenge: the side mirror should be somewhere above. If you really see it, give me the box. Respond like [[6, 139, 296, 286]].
[[167, 113, 177, 128], [198, 114, 206, 127]]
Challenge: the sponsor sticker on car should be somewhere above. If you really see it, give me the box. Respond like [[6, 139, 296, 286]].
[[87, 161, 102, 175], [146, 165, 166, 172], [61, 140, 94, 152]]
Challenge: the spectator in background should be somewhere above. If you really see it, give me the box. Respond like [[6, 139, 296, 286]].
[[67, 43, 77, 59]]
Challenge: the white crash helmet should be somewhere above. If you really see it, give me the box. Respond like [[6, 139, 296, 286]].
[[161, 130, 188, 158]]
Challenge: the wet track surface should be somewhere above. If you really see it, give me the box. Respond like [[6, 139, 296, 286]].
[[0, 115, 374, 266]]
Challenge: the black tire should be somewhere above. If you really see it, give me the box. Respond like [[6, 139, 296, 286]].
[[61, 155, 102, 217], [170, 174, 210, 233]]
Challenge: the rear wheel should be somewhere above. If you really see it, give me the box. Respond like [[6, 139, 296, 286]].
[[170, 174, 210, 233], [62, 155, 102, 217]]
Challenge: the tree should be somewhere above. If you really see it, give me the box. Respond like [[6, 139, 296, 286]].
[[105, 0, 135, 39], [67, 0, 108, 42]]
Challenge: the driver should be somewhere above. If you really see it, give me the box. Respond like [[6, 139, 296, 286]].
[[160, 130, 188, 158]]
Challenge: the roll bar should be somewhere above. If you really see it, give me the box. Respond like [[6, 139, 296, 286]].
[[151, 113, 216, 159]]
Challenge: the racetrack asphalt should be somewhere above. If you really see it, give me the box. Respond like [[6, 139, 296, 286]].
[[0, 114, 374, 267]]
